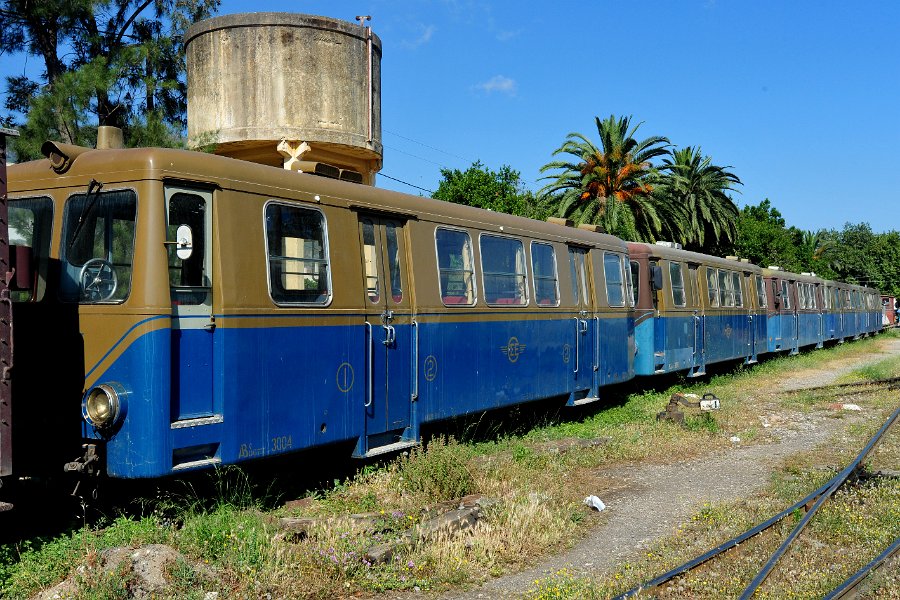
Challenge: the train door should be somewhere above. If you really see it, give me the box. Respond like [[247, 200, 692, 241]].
[[745, 272, 756, 362], [786, 280, 799, 353], [815, 284, 824, 347], [568, 246, 594, 401], [689, 264, 704, 372], [166, 185, 216, 422], [356, 215, 413, 456]]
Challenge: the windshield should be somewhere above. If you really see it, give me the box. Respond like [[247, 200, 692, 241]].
[[61, 189, 137, 303]]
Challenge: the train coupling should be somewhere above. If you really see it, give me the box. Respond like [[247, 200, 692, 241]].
[[657, 393, 720, 425], [63, 444, 100, 475]]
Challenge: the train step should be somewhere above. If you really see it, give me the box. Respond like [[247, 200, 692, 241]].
[[0, 501, 13, 513], [362, 439, 418, 459], [570, 396, 600, 406]]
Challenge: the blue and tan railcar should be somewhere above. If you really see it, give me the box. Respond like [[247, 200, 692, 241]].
[[862, 286, 883, 335], [762, 267, 828, 353], [628, 242, 767, 377], [824, 282, 878, 341], [4, 142, 636, 482]]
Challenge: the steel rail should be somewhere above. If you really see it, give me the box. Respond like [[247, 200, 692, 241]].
[[611, 472, 840, 600], [739, 403, 900, 599], [823, 535, 900, 600], [613, 403, 900, 600], [784, 376, 900, 394]]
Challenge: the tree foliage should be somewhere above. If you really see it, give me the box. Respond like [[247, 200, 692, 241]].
[[1, 0, 220, 159], [539, 115, 671, 241], [733, 200, 900, 296], [733, 199, 804, 272], [433, 160, 551, 221], [654, 146, 740, 251]]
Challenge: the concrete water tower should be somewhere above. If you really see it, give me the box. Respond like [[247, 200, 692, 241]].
[[185, 13, 382, 184]]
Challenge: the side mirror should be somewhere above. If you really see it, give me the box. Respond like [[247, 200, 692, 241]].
[[175, 225, 193, 260], [650, 265, 663, 291], [9, 245, 34, 292]]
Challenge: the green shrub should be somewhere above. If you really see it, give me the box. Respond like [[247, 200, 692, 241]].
[[397, 436, 474, 501]]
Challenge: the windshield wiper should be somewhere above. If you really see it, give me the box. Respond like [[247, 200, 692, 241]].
[[67, 178, 103, 252]]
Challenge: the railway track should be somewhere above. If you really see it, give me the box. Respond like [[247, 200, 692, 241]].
[[614, 401, 900, 600], [784, 376, 900, 396]]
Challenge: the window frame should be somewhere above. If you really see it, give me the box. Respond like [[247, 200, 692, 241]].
[[9, 195, 54, 303], [732, 272, 743, 307], [669, 261, 686, 308], [435, 226, 477, 307], [479, 232, 528, 307], [603, 251, 627, 308], [706, 267, 720, 308], [629, 260, 640, 307], [755, 275, 767, 309], [60, 186, 139, 305], [530, 241, 560, 308], [263, 200, 333, 307], [781, 280, 792, 310]]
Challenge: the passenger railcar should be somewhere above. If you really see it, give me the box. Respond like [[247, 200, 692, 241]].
[[764, 268, 881, 354], [2, 141, 636, 485], [0, 132, 885, 499], [628, 242, 767, 376]]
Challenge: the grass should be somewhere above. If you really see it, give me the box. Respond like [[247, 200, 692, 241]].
[[1, 331, 898, 598]]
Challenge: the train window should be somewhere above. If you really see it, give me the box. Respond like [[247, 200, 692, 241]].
[[568, 247, 590, 306], [781, 281, 792, 310], [629, 261, 640, 306], [669, 262, 686, 307], [436, 228, 475, 305], [755, 275, 767, 308], [361, 220, 380, 303], [604, 252, 625, 307], [531, 242, 559, 307], [481, 235, 527, 306], [385, 222, 403, 303], [265, 204, 331, 305], [717, 269, 730, 307], [823, 287, 832, 310], [9, 196, 53, 302], [167, 192, 210, 306], [732, 272, 743, 307], [706, 268, 719, 307], [61, 189, 137, 303]]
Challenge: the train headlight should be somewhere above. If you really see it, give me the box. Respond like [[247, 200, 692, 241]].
[[82, 383, 127, 429]]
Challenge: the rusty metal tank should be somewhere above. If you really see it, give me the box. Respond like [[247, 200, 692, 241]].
[[185, 13, 382, 183]]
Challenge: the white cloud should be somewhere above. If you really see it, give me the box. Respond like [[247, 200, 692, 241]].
[[476, 75, 517, 96], [495, 29, 521, 42], [401, 24, 436, 49]]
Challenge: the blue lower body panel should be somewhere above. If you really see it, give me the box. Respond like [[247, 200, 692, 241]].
[[90, 313, 635, 478]]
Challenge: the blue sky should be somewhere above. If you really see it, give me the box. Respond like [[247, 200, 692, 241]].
[[3, 0, 898, 233]]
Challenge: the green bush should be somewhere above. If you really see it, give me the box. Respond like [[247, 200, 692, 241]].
[[397, 436, 474, 501]]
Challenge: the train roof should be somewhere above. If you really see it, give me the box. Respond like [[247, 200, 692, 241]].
[[627, 241, 761, 272], [8, 145, 627, 250]]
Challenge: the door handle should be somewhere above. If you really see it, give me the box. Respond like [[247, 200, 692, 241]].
[[383, 324, 395, 346]]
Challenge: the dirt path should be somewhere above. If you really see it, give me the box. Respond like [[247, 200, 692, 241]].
[[438, 337, 900, 600]]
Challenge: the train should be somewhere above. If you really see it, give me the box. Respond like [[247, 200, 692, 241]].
[[0, 130, 883, 506]]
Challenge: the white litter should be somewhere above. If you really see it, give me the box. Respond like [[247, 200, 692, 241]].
[[841, 404, 862, 411], [583, 495, 606, 511], [730, 436, 741, 443]]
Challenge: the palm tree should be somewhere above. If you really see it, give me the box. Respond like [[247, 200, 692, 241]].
[[799, 229, 839, 275], [655, 146, 740, 251], [539, 115, 671, 241]]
